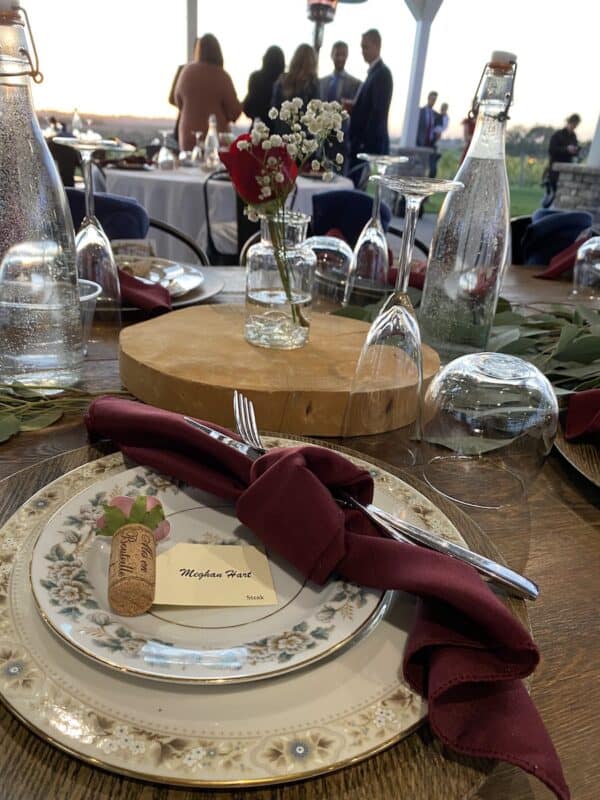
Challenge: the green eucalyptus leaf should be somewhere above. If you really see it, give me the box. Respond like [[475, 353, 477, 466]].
[[555, 324, 582, 354], [0, 415, 21, 443], [19, 409, 64, 431], [554, 336, 600, 364], [493, 311, 527, 326]]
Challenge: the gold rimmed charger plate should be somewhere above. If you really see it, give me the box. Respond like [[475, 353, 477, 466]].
[[0, 441, 525, 791]]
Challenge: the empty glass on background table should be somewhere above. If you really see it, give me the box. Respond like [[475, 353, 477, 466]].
[[190, 131, 204, 164], [343, 154, 407, 305], [421, 352, 559, 509], [157, 129, 176, 170], [571, 236, 600, 307]]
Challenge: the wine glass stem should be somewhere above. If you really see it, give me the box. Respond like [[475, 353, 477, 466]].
[[395, 195, 423, 294], [81, 153, 95, 219], [372, 178, 382, 222]]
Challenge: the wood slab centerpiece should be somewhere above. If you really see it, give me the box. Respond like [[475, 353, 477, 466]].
[[119, 306, 440, 437]]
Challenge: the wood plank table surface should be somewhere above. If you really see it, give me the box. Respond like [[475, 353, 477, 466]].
[[0, 266, 598, 800]]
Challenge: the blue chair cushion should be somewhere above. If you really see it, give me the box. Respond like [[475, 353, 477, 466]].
[[65, 188, 149, 240], [521, 210, 593, 266], [311, 190, 391, 248]]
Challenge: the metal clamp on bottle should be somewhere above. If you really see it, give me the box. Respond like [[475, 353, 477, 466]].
[[0, 2, 43, 82]]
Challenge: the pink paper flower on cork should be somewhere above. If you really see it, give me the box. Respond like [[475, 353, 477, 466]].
[[96, 495, 171, 541]]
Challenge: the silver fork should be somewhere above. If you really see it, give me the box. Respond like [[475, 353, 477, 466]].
[[231, 390, 539, 601]]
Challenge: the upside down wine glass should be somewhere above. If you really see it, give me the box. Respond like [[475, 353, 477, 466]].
[[53, 136, 135, 329], [343, 176, 462, 462], [342, 154, 407, 306]]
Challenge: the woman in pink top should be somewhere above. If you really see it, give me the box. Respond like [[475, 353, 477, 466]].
[[175, 33, 242, 151]]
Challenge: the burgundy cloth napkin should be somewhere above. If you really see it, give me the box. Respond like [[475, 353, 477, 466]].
[[85, 397, 569, 800], [565, 389, 600, 440], [535, 230, 593, 280], [118, 268, 172, 312]]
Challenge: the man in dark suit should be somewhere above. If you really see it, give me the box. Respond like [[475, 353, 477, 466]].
[[320, 41, 361, 174], [347, 29, 393, 186]]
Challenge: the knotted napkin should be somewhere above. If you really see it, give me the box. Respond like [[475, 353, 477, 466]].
[[118, 268, 172, 313], [85, 396, 569, 800]]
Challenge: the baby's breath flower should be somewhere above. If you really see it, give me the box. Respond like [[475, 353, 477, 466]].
[[336, 130, 344, 143], [311, 159, 320, 172], [275, 172, 285, 183], [261, 140, 272, 150], [323, 171, 334, 182], [335, 153, 344, 164], [269, 134, 283, 147], [236, 140, 250, 151], [268, 107, 278, 119]]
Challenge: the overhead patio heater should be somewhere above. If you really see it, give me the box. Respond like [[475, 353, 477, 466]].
[[306, 0, 366, 61]]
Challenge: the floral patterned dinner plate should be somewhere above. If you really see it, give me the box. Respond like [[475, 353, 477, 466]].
[[0, 446, 467, 786], [30, 465, 391, 684]]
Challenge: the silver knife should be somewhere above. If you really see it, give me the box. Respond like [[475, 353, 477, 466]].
[[183, 417, 264, 460], [339, 491, 539, 601], [183, 416, 539, 601]]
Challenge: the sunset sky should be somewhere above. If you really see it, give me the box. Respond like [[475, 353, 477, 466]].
[[29, 0, 599, 140]]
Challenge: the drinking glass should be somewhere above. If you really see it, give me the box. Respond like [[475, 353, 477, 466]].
[[342, 299, 423, 465], [342, 154, 407, 305], [53, 137, 135, 328], [157, 129, 176, 170], [362, 175, 463, 444], [190, 131, 203, 164], [305, 235, 354, 312], [571, 236, 600, 307], [421, 352, 559, 508]]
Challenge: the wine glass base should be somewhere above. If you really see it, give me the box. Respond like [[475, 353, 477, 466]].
[[422, 455, 526, 509]]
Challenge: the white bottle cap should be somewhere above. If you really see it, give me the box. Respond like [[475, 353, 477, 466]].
[[490, 50, 517, 65]]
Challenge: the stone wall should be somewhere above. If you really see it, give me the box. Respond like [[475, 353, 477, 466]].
[[554, 163, 600, 224]]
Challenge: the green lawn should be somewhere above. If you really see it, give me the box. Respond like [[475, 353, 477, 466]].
[[424, 184, 543, 217]]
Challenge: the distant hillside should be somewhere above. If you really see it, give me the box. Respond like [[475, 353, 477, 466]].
[[38, 110, 176, 146]]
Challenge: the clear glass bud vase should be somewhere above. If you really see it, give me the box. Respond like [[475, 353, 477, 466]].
[[245, 211, 316, 349]]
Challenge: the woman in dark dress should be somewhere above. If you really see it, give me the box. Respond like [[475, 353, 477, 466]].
[[270, 43, 319, 111], [243, 46, 285, 126]]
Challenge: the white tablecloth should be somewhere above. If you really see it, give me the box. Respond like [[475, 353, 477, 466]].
[[105, 167, 353, 262]]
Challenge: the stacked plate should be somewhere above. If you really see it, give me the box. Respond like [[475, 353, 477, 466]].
[[0, 440, 467, 787], [116, 255, 224, 307]]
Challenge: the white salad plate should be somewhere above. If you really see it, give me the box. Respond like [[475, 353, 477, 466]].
[[30, 464, 391, 684]]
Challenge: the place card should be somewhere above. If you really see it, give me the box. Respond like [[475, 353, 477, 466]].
[[153, 543, 277, 607]]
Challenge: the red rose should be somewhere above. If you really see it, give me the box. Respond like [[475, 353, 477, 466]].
[[220, 133, 298, 206]]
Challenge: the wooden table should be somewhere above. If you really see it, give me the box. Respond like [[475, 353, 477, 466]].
[[0, 266, 597, 800]]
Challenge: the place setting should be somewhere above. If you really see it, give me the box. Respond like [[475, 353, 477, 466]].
[[0, 386, 561, 792]]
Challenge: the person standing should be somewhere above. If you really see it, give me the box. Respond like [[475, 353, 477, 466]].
[[175, 33, 242, 152], [429, 101, 449, 178], [271, 43, 320, 110], [417, 91, 439, 177], [319, 41, 361, 173], [542, 113, 581, 207], [319, 41, 361, 103], [346, 29, 393, 186], [243, 45, 285, 127]]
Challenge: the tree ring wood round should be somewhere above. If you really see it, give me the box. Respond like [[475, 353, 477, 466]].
[[119, 306, 440, 436]]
